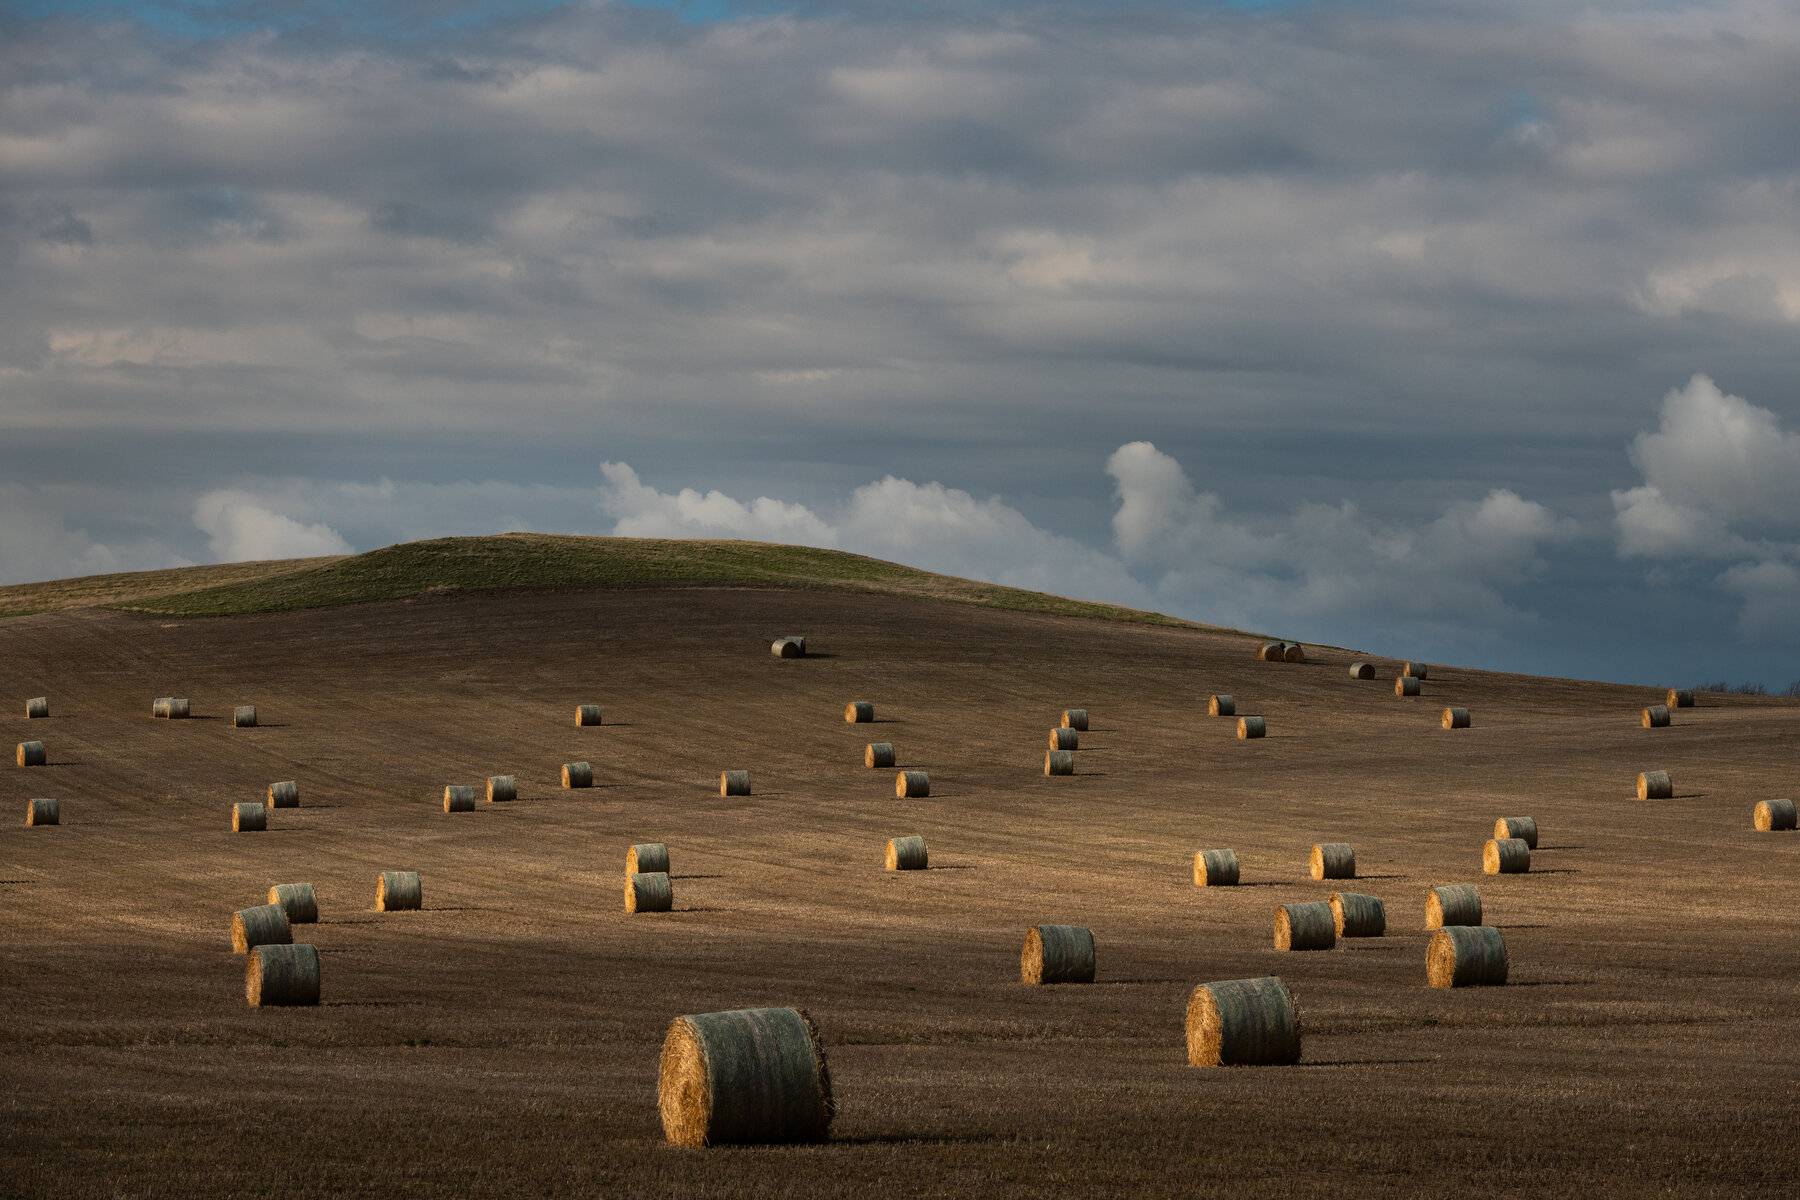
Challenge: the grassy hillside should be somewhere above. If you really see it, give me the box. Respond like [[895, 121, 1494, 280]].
[[0, 533, 1219, 630]]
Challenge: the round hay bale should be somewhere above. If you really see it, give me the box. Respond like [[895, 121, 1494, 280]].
[[25, 697, 48, 719], [1021, 924, 1095, 984], [1426, 925, 1508, 988], [1637, 770, 1672, 800], [1668, 688, 1694, 708], [1348, 662, 1374, 680], [25, 798, 58, 826], [1642, 704, 1670, 728], [1258, 641, 1283, 662], [1310, 842, 1355, 880], [1493, 817, 1538, 848], [771, 637, 805, 659], [626, 871, 673, 913], [268, 883, 318, 924], [1049, 727, 1079, 751], [377, 871, 422, 911], [1753, 799, 1797, 831], [231, 903, 292, 954], [151, 697, 190, 719], [845, 701, 874, 724], [152, 697, 170, 717], [1044, 749, 1074, 776], [1208, 694, 1235, 717], [886, 835, 928, 871], [443, 785, 476, 813], [1274, 902, 1336, 951], [246, 944, 319, 1007], [721, 770, 751, 796], [487, 775, 517, 803], [233, 802, 266, 832], [1396, 676, 1420, 697], [1237, 716, 1266, 739], [1442, 707, 1471, 730], [864, 743, 895, 769], [1193, 848, 1240, 887], [171, 698, 190, 718], [268, 781, 299, 808], [1425, 883, 1482, 929], [576, 704, 603, 727], [1328, 892, 1386, 938], [16, 740, 46, 767], [562, 761, 593, 789], [1403, 662, 1429, 679], [896, 770, 930, 799], [627, 843, 670, 874], [234, 706, 258, 728], [1484, 837, 1530, 874], [1282, 643, 1306, 663], [658, 1007, 832, 1147], [1060, 709, 1088, 731], [1185, 976, 1301, 1066]]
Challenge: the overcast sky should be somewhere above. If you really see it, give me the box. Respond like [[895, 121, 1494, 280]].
[[3, 0, 1799, 687]]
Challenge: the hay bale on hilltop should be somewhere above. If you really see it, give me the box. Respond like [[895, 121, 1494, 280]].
[[234, 706, 257, 728], [1208, 695, 1235, 717], [576, 704, 603, 727], [627, 843, 670, 874], [886, 835, 928, 871], [1426, 884, 1482, 929], [896, 771, 930, 799], [1021, 925, 1095, 984], [1348, 662, 1374, 680], [1426, 925, 1508, 988], [25, 798, 58, 826], [1442, 707, 1471, 730], [268, 883, 318, 924], [25, 697, 48, 719], [268, 781, 299, 809], [1484, 837, 1530, 874], [1258, 641, 1283, 662], [1185, 976, 1301, 1066], [1396, 676, 1420, 697], [1193, 848, 1240, 887], [1238, 716, 1266, 739], [231, 903, 292, 954], [864, 743, 896, 769], [562, 761, 593, 789], [1061, 709, 1088, 731], [1045, 749, 1074, 775], [1668, 689, 1694, 708], [443, 785, 476, 812], [626, 871, 673, 913], [721, 770, 751, 796], [1049, 728, 1079, 751], [1283, 643, 1306, 663], [1753, 799, 1797, 831], [845, 701, 874, 724], [16, 741, 45, 767], [1329, 893, 1386, 938], [246, 944, 319, 1007], [1494, 817, 1538, 848], [377, 871, 422, 911], [1310, 843, 1355, 880], [658, 1007, 833, 1147], [1275, 902, 1336, 951], [1642, 705, 1670, 728], [1638, 770, 1672, 800], [233, 802, 265, 832]]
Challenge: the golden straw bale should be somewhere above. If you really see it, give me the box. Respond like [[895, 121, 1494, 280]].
[[1426, 884, 1481, 929], [1642, 705, 1670, 728], [720, 770, 751, 796], [153, 697, 170, 717], [16, 741, 46, 767], [1484, 838, 1530, 874], [377, 871, 422, 911], [771, 637, 805, 659], [233, 802, 266, 832], [231, 904, 292, 954], [1208, 695, 1235, 717], [268, 781, 299, 808], [25, 697, 48, 719], [246, 944, 319, 1007], [576, 704, 603, 726], [1753, 799, 1797, 831], [1348, 662, 1374, 680], [1442, 707, 1471, 729], [1426, 926, 1508, 988], [1310, 843, 1355, 879], [896, 770, 930, 799], [627, 843, 670, 874], [626, 871, 673, 913], [864, 743, 896, 768], [233, 706, 257, 728], [1044, 749, 1074, 775], [1193, 848, 1240, 887], [268, 883, 318, 924], [1282, 643, 1306, 663], [1396, 676, 1420, 696], [443, 785, 476, 812], [1021, 924, 1095, 984], [1274, 902, 1336, 951], [886, 835, 928, 870], [1638, 770, 1672, 799], [658, 1007, 832, 1147], [1060, 709, 1088, 731], [1237, 716, 1266, 739], [25, 798, 58, 826], [1403, 662, 1429, 679], [845, 701, 874, 723], [1049, 727, 1079, 751], [1493, 817, 1538, 848], [1257, 641, 1283, 662], [153, 698, 191, 718], [1668, 688, 1693, 708], [1328, 893, 1386, 937], [487, 775, 517, 803], [562, 761, 593, 788], [1185, 976, 1301, 1066]]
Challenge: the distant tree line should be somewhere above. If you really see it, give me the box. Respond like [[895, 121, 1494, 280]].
[[1693, 681, 1800, 697]]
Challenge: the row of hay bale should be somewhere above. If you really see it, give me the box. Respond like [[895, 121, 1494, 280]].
[[235, 874, 421, 1006], [1207, 694, 1266, 738], [626, 842, 673, 912]]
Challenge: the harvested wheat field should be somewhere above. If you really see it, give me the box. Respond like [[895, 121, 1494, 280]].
[[1, 536, 1797, 1198]]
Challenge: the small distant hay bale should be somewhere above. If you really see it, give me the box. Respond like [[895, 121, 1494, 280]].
[[25, 697, 48, 719], [268, 781, 299, 808], [1493, 817, 1538, 848], [1049, 727, 1079, 751], [1310, 842, 1355, 879], [886, 835, 928, 871], [1442, 707, 1471, 729], [1426, 883, 1482, 929], [1194, 848, 1240, 887], [576, 704, 603, 726], [268, 883, 318, 924], [1237, 716, 1266, 739], [896, 770, 930, 798], [443, 785, 476, 813], [234, 706, 257, 728], [1348, 662, 1374, 680], [153, 697, 171, 717], [1208, 695, 1235, 717], [1061, 709, 1088, 731], [1637, 770, 1672, 800], [1185, 976, 1301, 1066], [626, 871, 673, 913], [1426, 925, 1508, 988], [1328, 893, 1386, 938], [845, 701, 874, 723], [16, 741, 46, 767], [1021, 924, 1095, 984], [628, 843, 670, 874], [1753, 799, 1797, 831], [1044, 749, 1074, 776], [246, 944, 319, 1007], [231, 903, 292, 954], [1274, 902, 1336, 951], [487, 775, 517, 803], [1257, 641, 1283, 662], [771, 637, 806, 659], [25, 798, 58, 826], [1484, 837, 1530, 874], [377, 871, 422, 911], [658, 1007, 833, 1147], [152, 698, 191, 719], [562, 761, 593, 789], [1642, 705, 1670, 728], [721, 770, 751, 796], [1403, 662, 1429, 679], [1668, 688, 1693, 708], [1396, 676, 1420, 696], [233, 802, 266, 832], [864, 743, 896, 768], [1282, 643, 1306, 663]]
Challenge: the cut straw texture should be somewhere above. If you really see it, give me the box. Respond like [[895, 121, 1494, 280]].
[[268, 781, 299, 808], [1238, 716, 1266, 739], [1426, 926, 1508, 988], [562, 761, 593, 788], [1668, 688, 1694, 708], [845, 701, 874, 723], [443, 785, 476, 813], [576, 704, 603, 726], [1193, 848, 1240, 887], [376, 871, 422, 911], [233, 802, 266, 832], [1049, 727, 1079, 751], [896, 770, 930, 799], [658, 1007, 833, 1147], [626, 871, 673, 913], [864, 743, 896, 768], [886, 835, 928, 871], [16, 741, 45, 767], [487, 775, 517, 803], [627, 843, 670, 874], [153, 698, 191, 719], [1021, 925, 1096, 984], [1208, 695, 1235, 717], [1642, 705, 1671, 728], [1426, 884, 1482, 929], [1638, 770, 1672, 799], [1329, 893, 1386, 937], [246, 944, 319, 1007], [1061, 709, 1088, 731], [1484, 838, 1531, 874], [1045, 749, 1075, 775], [231, 904, 292, 954], [268, 883, 318, 924], [1310, 843, 1355, 879], [1442, 707, 1471, 729], [234, 706, 257, 728], [771, 637, 806, 659], [25, 697, 48, 718], [1494, 817, 1538, 848], [1348, 662, 1375, 679], [1753, 799, 1797, 831], [1396, 676, 1420, 697], [1275, 902, 1336, 951], [25, 798, 58, 826], [1185, 977, 1301, 1066], [721, 770, 751, 796]]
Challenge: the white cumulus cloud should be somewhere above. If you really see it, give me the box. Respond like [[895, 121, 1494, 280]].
[[192, 490, 354, 562]]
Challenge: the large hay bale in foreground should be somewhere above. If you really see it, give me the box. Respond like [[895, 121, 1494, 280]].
[[1484, 837, 1531, 874], [1060, 709, 1088, 731], [845, 701, 874, 723], [627, 843, 670, 874], [231, 903, 292, 954], [658, 1007, 832, 1147], [1403, 661, 1429, 679], [246, 944, 319, 1007], [1642, 704, 1670, 728], [1442, 707, 1471, 730], [268, 781, 299, 808], [1668, 688, 1693, 708], [487, 775, 517, 803], [1426, 925, 1508, 988], [16, 741, 45, 767], [1282, 643, 1306, 663], [233, 802, 266, 832], [1021, 924, 1095, 984], [1049, 727, 1079, 751], [377, 871, 422, 911], [1044, 749, 1074, 775], [896, 770, 930, 799], [720, 770, 751, 796], [1638, 770, 1672, 800], [25, 697, 48, 719], [1348, 662, 1374, 680], [268, 883, 318, 924], [1494, 817, 1538, 848], [1208, 695, 1235, 717], [1185, 976, 1301, 1066], [1426, 884, 1482, 929], [576, 704, 603, 727], [864, 743, 896, 769], [1237, 716, 1266, 739], [1193, 848, 1240, 887], [1396, 676, 1420, 697], [233, 706, 257, 728], [1275, 902, 1336, 951], [443, 785, 476, 813], [25, 798, 58, 826], [1753, 799, 1797, 831], [886, 835, 928, 871], [1310, 842, 1355, 879], [562, 761, 593, 789], [626, 871, 673, 912], [1329, 892, 1386, 937], [771, 637, 806, 659]]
